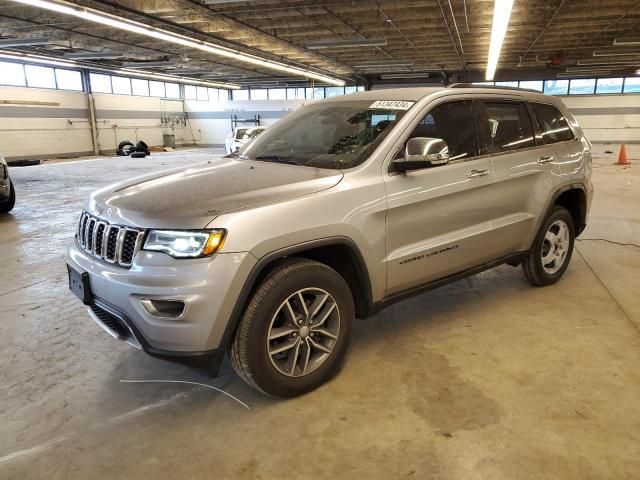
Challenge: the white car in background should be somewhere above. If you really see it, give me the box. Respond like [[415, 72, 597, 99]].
[[225, 126, 267, 154]]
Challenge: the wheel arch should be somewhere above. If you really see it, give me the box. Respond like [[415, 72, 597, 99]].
[[551, 184, 587, 235], [219, 237, 374, 351]]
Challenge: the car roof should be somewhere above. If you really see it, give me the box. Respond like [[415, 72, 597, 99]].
[[328, 84, 555, 104]]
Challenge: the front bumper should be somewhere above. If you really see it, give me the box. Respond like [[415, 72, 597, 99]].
[[68, 238, 257, 355]]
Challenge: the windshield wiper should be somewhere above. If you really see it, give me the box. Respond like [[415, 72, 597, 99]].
[[254, 155, 303, 166]]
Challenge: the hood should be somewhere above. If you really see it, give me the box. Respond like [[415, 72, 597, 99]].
[[88, 157, 343, 229]]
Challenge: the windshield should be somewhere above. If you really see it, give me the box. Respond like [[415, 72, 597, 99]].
[[239, 100, 412, 169], [234, 128, 248, 140]]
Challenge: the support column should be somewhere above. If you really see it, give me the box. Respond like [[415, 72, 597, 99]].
[[82, 69, 99, 155]]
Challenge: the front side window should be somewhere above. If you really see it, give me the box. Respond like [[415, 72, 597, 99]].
[[484, 102, 535, 152], [530, 103, 574, 144], [405, 100, 478, 161], [241, 100, 412, 169]]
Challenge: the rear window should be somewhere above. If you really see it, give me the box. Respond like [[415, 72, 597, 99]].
[[530, 103, 574, 144], [484, 102, 535, 153]]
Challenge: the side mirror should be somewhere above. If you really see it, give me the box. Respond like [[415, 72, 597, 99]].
[[391, 137, 449, 172]]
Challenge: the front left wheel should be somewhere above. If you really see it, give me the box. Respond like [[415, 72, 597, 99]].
[[230, 259, 354, 397]]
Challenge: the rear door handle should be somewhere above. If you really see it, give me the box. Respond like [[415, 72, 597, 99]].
[[537, 155, 554, 164], [467, 169, 489, 178]]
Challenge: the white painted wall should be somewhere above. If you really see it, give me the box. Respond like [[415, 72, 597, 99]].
[[93, 94, 187, 152], [0, 86, 92, 159], [0, 86, 189, 159], [560, 94, 640, 143], [184, 98, 308, 146]]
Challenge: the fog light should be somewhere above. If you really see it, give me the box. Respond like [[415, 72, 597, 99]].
[[140, 299, 186, 319]]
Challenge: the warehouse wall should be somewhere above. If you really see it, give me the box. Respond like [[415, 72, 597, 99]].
[[0, 86, 93, 160], [562, 94, 640, 143], [1, 85, 639, 159], [93, 94, 187, 153], [0, 86, 189, 160], [184, 98, 307, 146]]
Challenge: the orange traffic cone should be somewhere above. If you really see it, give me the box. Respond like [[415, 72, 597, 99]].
[[618, 144, 630, 165]]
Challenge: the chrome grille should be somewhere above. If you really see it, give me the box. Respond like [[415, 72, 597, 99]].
[[76, 211, 145, 268]]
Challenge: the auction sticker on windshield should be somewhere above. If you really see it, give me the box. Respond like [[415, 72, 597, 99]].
[[369, 100, 414, 111]]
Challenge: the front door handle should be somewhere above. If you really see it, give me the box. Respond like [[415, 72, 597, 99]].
[[467, 169, 489, 178], [537, 155, 554, 164]]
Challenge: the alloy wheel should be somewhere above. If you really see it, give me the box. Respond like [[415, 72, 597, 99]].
[[541, 219, 570, 275], [267, 288, 340, 377]]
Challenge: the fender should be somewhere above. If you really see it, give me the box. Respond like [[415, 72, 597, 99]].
[[530, 182, 588, 245], [218, 236, 374, 351]]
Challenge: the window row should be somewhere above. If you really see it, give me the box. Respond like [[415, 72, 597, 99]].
[[89, 73, 182, 99], [0, 61, 83, 91], [473, 77, 640, 95], [231, 85, 365, 101], [183, 85, 230, 102], [405, 99, 573, 162]]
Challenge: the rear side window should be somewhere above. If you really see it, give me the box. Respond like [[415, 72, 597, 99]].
[[484, 102, 535, 152], [530, 103, 574, 144], [407, 100, 479, 161]]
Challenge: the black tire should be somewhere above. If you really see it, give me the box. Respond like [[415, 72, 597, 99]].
[[7, 159, 40, 167], [230, 259, 354, 397], [117, 141, 134, 156], [0, 182, 16, 214], [135, 141, 150, 156], [522, 206, 575, 286], [130, 151, 146, 159]]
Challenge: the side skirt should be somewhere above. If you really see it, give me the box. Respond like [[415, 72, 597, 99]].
[[367, 251, 527, 317]]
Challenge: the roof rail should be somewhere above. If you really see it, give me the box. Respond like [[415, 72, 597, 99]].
[[447, 83, 542, 94]]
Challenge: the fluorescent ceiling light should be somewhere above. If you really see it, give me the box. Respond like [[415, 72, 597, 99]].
[[202, 0, 253, 3], [0, 38, 50, 47], [306, 38, 387, 49], [64, 51, 124, 59], [593, 50, 640, 57], [0, 51, 77, 68], [117, 68, 235, 88], [123, 61, 175, 68], [557, 72, 610, 78], [10, 0, 346, 86], [578, 58, 640, 66], [352, 61, 414, 68], [0, 50, 239, 88], [379, 73, 431, 79], [170, 69, 213, 75], [566, 66, 615, 72], [614, 38, 640, 46], [485, 0, 515, 81]]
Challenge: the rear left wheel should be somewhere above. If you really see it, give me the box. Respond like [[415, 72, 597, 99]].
[[230, 259, 354, 397], [522, 206, 575, 286]]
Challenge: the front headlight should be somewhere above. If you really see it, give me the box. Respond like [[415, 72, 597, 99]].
[[143, 229, 226, 258]]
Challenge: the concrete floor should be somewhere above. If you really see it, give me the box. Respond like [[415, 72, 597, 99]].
[[1, 145, 639, 479]]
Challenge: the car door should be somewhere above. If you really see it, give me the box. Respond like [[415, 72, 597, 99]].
[[529, 101, 583, 177], [383, 98, 498, 296], [478, 99, 557, 256]]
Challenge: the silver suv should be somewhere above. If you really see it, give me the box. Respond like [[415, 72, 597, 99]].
[[67, 85, 593, 397]]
